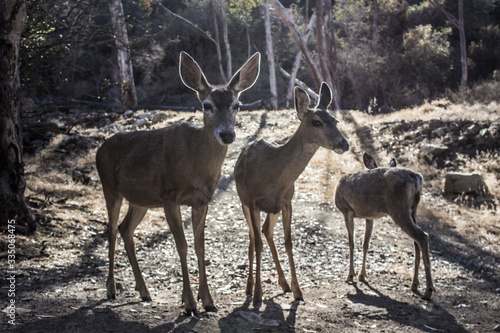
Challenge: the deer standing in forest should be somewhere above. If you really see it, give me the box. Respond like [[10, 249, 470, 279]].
[[335, 152, 435, 300], [96, 51, 260, 314], [234, 83, 349, 305]]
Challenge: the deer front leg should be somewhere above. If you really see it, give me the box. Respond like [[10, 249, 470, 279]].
[[192, 205, 217, 312], [242, 204, 255, 297], [163, 201, 197, 314], [249, 206, 263, 306], [262, 212, 291, 293], [359, 219, 374, 282], [118, 205, 150, 301], [282, 203, 303, 301], [344, 212, 356, 282]]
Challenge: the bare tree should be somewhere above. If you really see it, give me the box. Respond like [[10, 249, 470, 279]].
[[218, 0, 232, 81], [0, 0, 35, 232], [264, 0, 278, 109], [211, 0, 226, 81], [108, 0, 137, 110], [271, 0, 322, 89], [285, 12, 315, 108], [429, 0, 467, 92]]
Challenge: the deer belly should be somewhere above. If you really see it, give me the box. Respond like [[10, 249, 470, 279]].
[[176, 186, 215, 207]]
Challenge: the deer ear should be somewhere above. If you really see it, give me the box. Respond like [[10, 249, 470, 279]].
[[179, 52, 211, 101], [316, 82, 332, 110], [363, 152, 378, 169], [389, 158, 397, 168], [294, 86, 310, 120], [228, 52, 261, 96]]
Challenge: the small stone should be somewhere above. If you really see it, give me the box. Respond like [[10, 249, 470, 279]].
[[134, 119, 148, 127], [421, 144, 448, 157], [123, 110, 134, 118], [152, 112, 169, 124], [444, 172, 489, 194], [138, 113, 151, 120]]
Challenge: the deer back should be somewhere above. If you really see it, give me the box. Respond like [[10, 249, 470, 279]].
[[335, 163, 423, 220]]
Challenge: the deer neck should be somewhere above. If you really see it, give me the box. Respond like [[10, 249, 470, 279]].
[[276, 125, 319, 184], [199, 125, 228, 168]]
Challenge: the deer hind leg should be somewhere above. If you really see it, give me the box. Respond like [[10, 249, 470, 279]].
[[118, 204, 149, 301], [282, 203, 303, 301], [412, 241, 421, 291], [192, 205, 216, 312], [262, 212, 291, 293], [343, 211, 356, 282], [359, 219, 374, 282], [391, 211, 435, 300], [163, 201, 197, 314], [103, 188, 123, 300], [242, 204, 255, 297]]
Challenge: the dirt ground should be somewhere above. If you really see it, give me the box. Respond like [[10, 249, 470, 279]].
[[1, 103, 499, 332]]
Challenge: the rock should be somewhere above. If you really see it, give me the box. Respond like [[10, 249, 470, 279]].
[[444, 172, 489, 194], [134, 119, 148, 127], [428, 119, 443, 129], [138, 113, 151, 120], [421, 144, 448, 157], [434, 127, 446, 138], [465, 124, 481, 136], [152, 112, 169, 124], [123, 110, 134, 118]]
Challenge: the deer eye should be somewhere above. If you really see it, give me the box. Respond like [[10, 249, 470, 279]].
[[233, 103, 241, 112], [312, 120, 323, 127], [203, 103, 213, 112]]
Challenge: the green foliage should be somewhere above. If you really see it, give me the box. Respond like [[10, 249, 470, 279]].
[[402, 24, 452, 90]]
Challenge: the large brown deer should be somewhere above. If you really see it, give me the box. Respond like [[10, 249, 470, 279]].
[[234, 83, 349, 306], [96, 51, 260, 314], [335, 152, 435, 300]]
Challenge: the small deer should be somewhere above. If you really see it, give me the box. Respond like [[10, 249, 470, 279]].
[[234, 83, 349, 305], [96, 51, 260, 314], [335, 152, 435, 300]]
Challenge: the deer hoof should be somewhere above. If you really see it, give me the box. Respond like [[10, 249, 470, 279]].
[[185, 307, 199, 317], [358, 274, 366, 282], [422, 286, 435, 300], [294, 296, 304, 302], [204, 305, 218, 312], [253, 300, 262, 308], [141, 295, 152, 302], [346, 274, 354, 283], [107, 293, 116, 300]]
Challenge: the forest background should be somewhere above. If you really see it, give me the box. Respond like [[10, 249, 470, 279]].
[[21, 0, 500, 114]]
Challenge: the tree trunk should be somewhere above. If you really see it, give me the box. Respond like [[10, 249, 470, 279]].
[[271, 0, 322, 89], [429, 0, 468, 93], [458, 0, 467, 92], [264, 0, 278, 109], [211, 0, 226, 81], [316, 0, 340, 109], [0, 0, 35, 233], [218, 0, 232, 81], [108, 0, 137, 110], [285, 12, 316, 108]]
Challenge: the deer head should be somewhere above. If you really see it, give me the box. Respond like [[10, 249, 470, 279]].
[[179, 52, 261, 145]]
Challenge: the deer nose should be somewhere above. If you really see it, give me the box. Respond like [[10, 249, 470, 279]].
[[219, 130, 236, 144]]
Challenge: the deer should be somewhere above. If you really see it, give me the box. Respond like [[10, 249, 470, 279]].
[[95, 51, 260, 315], [234, 82, 349, 306], [334, 152, 435, 300]]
